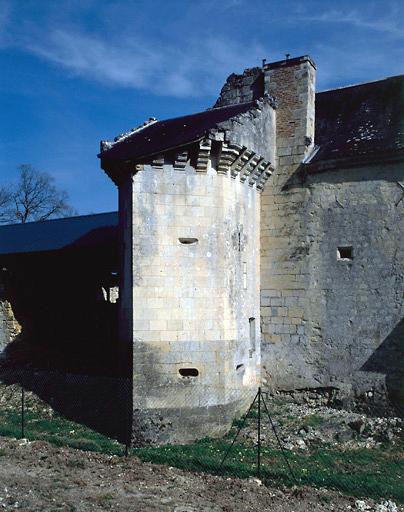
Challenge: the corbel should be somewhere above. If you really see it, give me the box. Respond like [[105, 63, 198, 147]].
[[217, 142, 241, 176], [196, 138, 212, 173], [174, 150, 188, 171]]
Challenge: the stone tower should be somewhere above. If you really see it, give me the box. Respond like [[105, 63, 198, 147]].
[[100, 98, 276, 444], [214, 55, 318, 391]]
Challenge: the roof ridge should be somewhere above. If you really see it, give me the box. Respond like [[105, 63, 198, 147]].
[[103, 118, 158, 150], [317, 73, 404, 94], [0, 211, 118, 229]]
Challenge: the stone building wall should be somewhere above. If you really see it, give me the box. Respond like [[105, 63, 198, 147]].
[[124, 159, 262, 444], [256, 57, 403, 413], [259, 57, 317, 389], [305, 165, 403, 407], [261, 162, 404, 410], [214, 67, 263, 108], [0, 273, 21, 352]]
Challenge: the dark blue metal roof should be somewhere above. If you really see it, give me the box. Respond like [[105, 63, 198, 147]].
[[0, 212, 118, 256]]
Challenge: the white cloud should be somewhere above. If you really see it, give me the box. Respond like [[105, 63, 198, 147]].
[[17, 27, 265, 98], [300, 7, 404, 39]]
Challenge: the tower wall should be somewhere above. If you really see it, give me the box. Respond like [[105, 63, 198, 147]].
[[125, 160, 261, 444]]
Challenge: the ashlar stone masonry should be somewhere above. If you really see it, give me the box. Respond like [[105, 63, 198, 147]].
[[101, 98, 276, 443], [1, 54, 403, 445]]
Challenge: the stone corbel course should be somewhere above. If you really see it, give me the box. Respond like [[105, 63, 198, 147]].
[[138, 137, 273, 191]]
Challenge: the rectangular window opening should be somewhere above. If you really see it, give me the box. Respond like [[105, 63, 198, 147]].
[[337, 246, 353, 261]]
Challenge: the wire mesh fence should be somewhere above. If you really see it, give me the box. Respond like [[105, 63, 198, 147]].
[[0, 370, 403, 504], [0, 369, 130, 453]]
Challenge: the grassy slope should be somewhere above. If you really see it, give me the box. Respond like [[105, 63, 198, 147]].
[[0, 405, 403, 503]]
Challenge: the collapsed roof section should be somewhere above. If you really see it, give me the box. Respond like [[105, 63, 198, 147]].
[[99, 97, 276, 191]]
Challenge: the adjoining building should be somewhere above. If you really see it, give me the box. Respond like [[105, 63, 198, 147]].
[[1, 55, 403, 444]]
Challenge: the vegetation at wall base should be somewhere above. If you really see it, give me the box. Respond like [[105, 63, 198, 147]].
[[1, 383, 403, 504], [0, 408, 122, 455], [132, 439, 404, 503]]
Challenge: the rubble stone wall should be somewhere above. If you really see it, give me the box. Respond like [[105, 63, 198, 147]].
[[0, 275, 21, 352], [261, 162, 404, 413]]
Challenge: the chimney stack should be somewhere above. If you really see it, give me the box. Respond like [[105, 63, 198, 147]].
[[263, 55, 316, 160]]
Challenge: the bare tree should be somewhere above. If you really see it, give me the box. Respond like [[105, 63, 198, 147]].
[[0, 165, 76, 224], [0, 186, 12, 223]]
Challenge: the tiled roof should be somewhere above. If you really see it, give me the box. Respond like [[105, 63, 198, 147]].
[[311, 75, 404, 166], [99, 102, 257, 163]]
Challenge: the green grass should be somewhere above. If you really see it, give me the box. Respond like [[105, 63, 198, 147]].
[[133, 439, 404, 503], [0, 395, 403, 503], [301, 414, 325, 428], [0, 408, 123, 455]]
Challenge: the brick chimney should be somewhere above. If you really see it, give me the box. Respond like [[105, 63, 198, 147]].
[[259, 56, 316, 391], [214, 55, 316, 162], [263, 55, 316, 162]]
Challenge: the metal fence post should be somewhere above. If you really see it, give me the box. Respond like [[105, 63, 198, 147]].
[[218, 389, 259, 473], [21, 385, 25, 438], [257, 387, 261, 477]]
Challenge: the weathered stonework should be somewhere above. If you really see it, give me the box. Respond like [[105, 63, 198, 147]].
[[0, 274, 21, 352], [213, 56, 403, 415], [127, 164, 261, 443], [270, 165, 404, 412], [1, 54, 403, 447], [259, 57, 316, 392], [101, 101, 277, 444], [214, 67, 263, 108]]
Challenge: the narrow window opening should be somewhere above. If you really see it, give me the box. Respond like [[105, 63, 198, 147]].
[[179, 237, 198, 245], [243, 261, 247, 289], [337, 246, 353, 260], [179, 368, 199, 377], [249, 317, 256, 357], [236, 363, 245, 372]]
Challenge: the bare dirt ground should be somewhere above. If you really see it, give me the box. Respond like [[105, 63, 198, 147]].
[[0, 436, 401, 512]]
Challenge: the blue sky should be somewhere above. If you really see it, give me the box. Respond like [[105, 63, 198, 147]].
[[1, 0, 403, 214]]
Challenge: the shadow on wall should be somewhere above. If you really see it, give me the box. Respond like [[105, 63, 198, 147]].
[[0, 246, 132, 444], [0, 319, 131, 444], [361, 317, 404, 417], [0, 365, 131, 444]]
